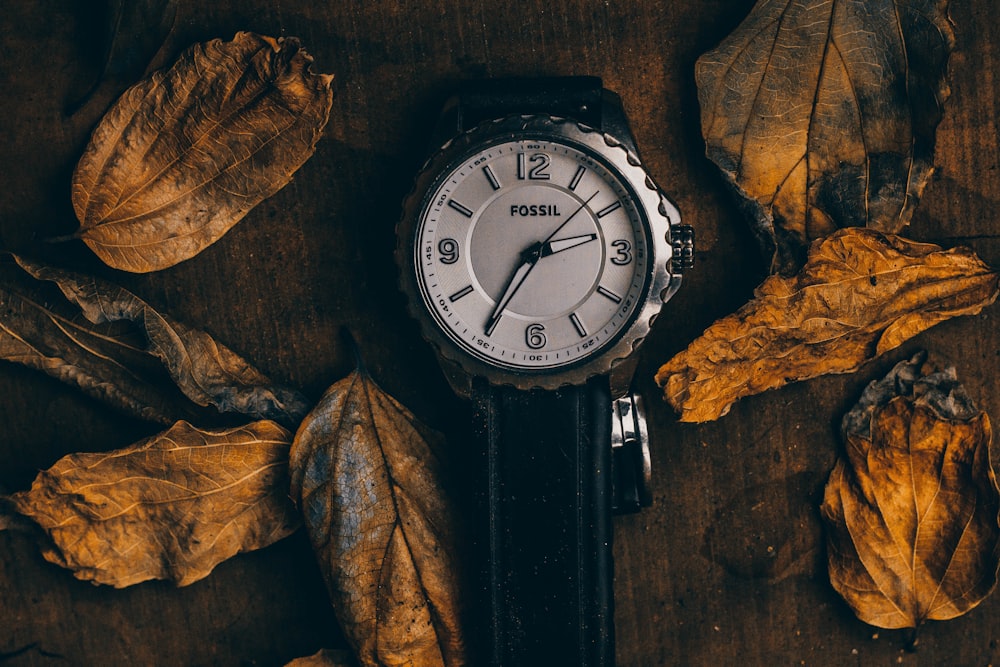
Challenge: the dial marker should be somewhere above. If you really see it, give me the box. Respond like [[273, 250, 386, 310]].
[[448, 199, 475, 218], [483, 165, 501, 191], [595, 201, 622, 218], [449, 285, 475, 302], [569, 165, 586, 191], [597, 285, 623, 304], [570, 312, 588, 338]]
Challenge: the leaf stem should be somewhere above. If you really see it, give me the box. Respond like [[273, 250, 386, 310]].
[[341, 327, 368, 378], [43, 231, 83, 244]]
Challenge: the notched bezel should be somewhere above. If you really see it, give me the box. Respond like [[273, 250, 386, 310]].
[[396, 114, 682, 396]]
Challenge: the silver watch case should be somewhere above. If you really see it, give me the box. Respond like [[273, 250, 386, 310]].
[[396, 114, 684, 397]]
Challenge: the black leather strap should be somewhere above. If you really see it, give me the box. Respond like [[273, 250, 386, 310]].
[[471, 376, 614, 667], [452, 77, 618, 665], [456, 76, 604, 131]]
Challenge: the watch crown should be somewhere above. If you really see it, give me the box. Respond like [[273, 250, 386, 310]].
[[670, 224, 695, 273]]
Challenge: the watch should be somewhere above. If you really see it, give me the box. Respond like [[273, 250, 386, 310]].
[[396, 77, 693, 666]]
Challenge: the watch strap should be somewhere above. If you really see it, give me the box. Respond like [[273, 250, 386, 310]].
[[455, 76, 604, 131], [471, 376, 614, 666]]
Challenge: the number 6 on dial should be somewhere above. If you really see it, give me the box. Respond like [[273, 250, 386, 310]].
[[525, 323, 547, 350]]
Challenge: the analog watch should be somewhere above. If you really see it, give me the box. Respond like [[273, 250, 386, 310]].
[[397, 77, 693, 667]]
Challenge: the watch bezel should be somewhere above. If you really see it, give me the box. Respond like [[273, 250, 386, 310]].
[[397, 114, 681, 392]]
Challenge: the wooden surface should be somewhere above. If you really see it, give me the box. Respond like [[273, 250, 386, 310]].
[[1, 1, 998, 665]]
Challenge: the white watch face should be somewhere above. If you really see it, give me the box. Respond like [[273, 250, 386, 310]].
[[414, 136, 651, 371]]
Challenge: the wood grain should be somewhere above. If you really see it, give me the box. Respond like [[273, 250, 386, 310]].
[[1, 1, 998, 665]]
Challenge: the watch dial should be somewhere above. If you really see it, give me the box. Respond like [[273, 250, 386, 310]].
[[415, 137, 651, 371]]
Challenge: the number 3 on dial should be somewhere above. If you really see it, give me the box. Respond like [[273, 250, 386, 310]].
[[610, 239, 632, 265]]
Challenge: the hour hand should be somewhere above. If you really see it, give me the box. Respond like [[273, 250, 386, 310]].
[[540, 233, 598, 257]]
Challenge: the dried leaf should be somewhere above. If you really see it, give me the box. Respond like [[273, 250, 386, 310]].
[[11, 256, 309, 429], [696, 0, 955, 273], [7, 420, 299, 588], [655, 228, 999, 422], [290, 369, 466, 667], [821, 354, 1000, 629], [71, 31, 334, 272], [0, 259, 200, 425]]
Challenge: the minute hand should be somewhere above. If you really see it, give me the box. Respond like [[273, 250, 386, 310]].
[[485, 255, 536, 336]]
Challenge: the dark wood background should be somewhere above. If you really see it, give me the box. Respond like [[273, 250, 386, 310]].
[[1, 1, 998, 665]]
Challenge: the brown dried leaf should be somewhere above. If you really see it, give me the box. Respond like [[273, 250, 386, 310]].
[[71, 31, 334, 272], [0, 258, 199, 425], [655, 228, 999, 422], [7, 420, 299, 588], [696, 0, 955, 273], [290, 369, 466, 667], [11, 256, 309, 429], [821, 354, 1000, 629]]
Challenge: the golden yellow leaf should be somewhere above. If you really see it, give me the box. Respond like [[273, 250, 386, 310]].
[[821, 355, 1000, 630], [696, 0, 954, 273], [8, 420, 299, 588], [290, 369, 466, 667], [71, 32, 334, 272], [655, 228, 998, 422]]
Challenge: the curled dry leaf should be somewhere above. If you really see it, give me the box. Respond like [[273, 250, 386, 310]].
[[10, 255, 309, 429], [290, 369, 466, 667], [821, 354, 1000, 629], [0, 258, 198, 424], [71, 31, 334, 272], [7, 420, 299, 588], [655, 228, 999, 422], [696, 0, 955, 273]]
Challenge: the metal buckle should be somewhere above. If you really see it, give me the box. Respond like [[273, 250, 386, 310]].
[[611, 393, 652, 514]]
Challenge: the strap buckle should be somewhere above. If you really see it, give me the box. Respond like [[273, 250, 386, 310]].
[[611, 393, 652, 514]]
